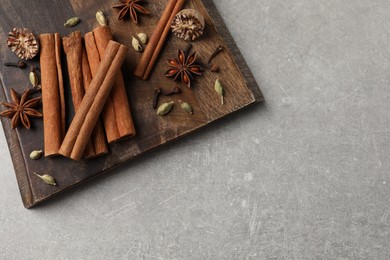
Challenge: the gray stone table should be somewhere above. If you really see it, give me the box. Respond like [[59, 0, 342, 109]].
[[1, 0, 390, 259]]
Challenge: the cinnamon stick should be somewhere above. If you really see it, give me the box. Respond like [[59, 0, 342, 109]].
[[59, 41, 129, 161], [62, 31, 108, 158], [82, 48, 108, 157], [85, 26, 136, 143], [39, 33, 66, 157], [134, 0, 185, 80]]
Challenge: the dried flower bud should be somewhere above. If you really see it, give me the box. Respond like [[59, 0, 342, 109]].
[[6, 28, 39, 60], [157, 101, 174, 116], [96, 10, 108, 26], [137, 33, 148, 44], [64, 17, 80, 27], [132, 36, 143, 52], [210, 64, 219, 72], [171, 9, 205, 41], [4, 60, 27, 69]]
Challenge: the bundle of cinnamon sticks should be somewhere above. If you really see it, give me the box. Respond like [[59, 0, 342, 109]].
[[39, 27, 135, 161]]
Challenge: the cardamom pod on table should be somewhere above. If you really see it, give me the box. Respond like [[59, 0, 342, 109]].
[[64, 17, 80, 27], [157, 101, 174, 116]]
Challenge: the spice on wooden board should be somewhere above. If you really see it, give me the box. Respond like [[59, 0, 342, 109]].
[[33, 173, 57, 186], [137, 33, 148, 44], [39, 33, 66, 157], [214, 79, 225, 105], [134, 0, 186, 80], [64, 17, 80, 27], [171, 9, 205, 41], [162, 86, 181, 96], [59, 41, 129, 161], [112, 0, 150, 23], [165, 49, 204, 88], [0, 88, 42, 129], [30, 150, 43, 160], [180, 101, 193, 114], [7, 28, 39, 60], [62, 31, 108, 158], [29, 67, 39, 87], [96, 10, 108, 26], [132, 36, 143, 52], [84, 26, 136, 143], [208, 45, 224, 64], [153, 88, 162, 109], [4, 60, 27, 69], [157, 101, 174, 116]]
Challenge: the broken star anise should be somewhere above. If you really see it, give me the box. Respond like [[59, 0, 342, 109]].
[[0, 88, 42, 129], [164, 49, 204, 88], [112, 0, 150, 23]]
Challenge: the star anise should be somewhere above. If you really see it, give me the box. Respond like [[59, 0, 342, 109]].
[[112, 0, 150, 23], [0, 88, 42, 129], [164, 49, 204, 88]]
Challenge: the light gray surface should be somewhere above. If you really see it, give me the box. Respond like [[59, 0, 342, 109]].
[[1, 0, 390, 259]]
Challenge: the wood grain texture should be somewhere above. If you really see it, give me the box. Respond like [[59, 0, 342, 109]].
[[0, 0, 263, 208]]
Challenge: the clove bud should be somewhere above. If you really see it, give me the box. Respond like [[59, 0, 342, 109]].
[[210, 64, 219, 72], [162, 87, 181, 96], [208, 45, 224, 64], [4, 60, 27, 69], [153, 88, 162, 109]]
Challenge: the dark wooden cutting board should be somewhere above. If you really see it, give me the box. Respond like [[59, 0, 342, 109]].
[[0, 0, 263, 208]]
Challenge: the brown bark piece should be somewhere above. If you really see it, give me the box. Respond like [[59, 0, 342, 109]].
[[39, 33, 66, 157], [84, 26, 136, 143], [62, 31, 108, 158], [59, 41, 129, 161]]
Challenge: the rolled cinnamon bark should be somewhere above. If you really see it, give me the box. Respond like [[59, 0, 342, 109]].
[[82, 48, 108, 157], [62, 31, 108, 158], [134, 0, 185, 80], [39, 33, 66, 157], [84, 26, 136, 143], [59, 41, 129, 161]]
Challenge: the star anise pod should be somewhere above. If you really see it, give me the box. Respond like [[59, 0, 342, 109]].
[[164, 49, 204, 88], [112, 0, 150, 23], [0, 88, 42, 129]]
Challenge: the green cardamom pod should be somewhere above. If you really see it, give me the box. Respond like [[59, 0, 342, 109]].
[[157, 101, 174, 116], [132, 36, 143, 52], [180, 101, 193, 114], [33, 172, 57, 186], [64, 17, 80, 27], [214, 79, 224, 105], [30, 150, 43, 160], [137, 33, 148, 44], [96, 10, 108, 26], [29, 71, 39, 87]]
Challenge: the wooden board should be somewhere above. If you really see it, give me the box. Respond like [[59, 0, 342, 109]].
[[0, 0, 263, 208]]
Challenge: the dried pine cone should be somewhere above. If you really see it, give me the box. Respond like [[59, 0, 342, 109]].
[[171, 9, 205, 41], [7, 28, 39, 60]]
